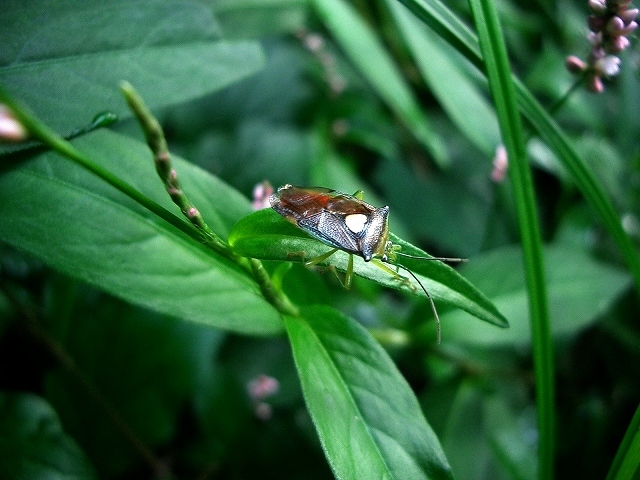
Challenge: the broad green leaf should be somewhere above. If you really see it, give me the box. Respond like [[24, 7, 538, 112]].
[[387, 0, 500, 156], [442, 382, 537, 480], [0, 129, 282, 335], [311, 0, 448, 166], [229, 208, 508, 328], [286, 305, 453, 480], [441, 383, 492, 480], [442, 245, 630, 347], [0, 392, 96, 480], [0, 0, 264, 146]]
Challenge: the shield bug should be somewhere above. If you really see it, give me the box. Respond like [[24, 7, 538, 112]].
[[269, 184, 465, 343]]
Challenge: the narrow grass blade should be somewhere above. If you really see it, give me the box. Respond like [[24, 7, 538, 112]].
[[467, 0, 554, 478]]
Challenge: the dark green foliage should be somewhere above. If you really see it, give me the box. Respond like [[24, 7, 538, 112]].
[[1, 0, 639, 479]]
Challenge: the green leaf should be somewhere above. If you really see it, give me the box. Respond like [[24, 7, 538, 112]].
[[442, 245, 630, 347], [0, 129, 282, 335], [0, 0, 264, 144], [44, 298, 224, 477], [442, 382, 537, 480], [229, 208, 508, 328], [387, 0, 500, 156], [285, 305, 453, 480], [0, 392, 96, 480], [606, 402, 640, 480], [311, 0, 448, 166]]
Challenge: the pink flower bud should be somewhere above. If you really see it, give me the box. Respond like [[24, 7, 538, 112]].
[[490, 145, 508, 183], [187, 207, 199, 218], [621, 21, 638, 35], [254, 402, 273, 421], [596, 55, 622, 76], [588, 75, 604, 93], [252, 181, 274, 210], [587, 31, 603, 47], [620, 8, 639, 23], [303, 33, 324, 53], [609, 35, 630, 52], [0, 105, 27, 142], [588, 0, 607, 13], [565, 55, 587, 73], [621, 7, 639, 22], [247, 375, 279, 400], [607, 16, 625, 34]]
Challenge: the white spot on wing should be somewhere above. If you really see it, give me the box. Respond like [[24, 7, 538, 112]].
[[345, 213, 367, 233]]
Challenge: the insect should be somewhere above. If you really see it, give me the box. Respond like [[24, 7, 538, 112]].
[[269, 184, 465, 343]]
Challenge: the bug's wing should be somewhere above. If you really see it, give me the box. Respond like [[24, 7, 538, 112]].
[[322, 193, 376, 215], [271, 186, 375, 219], [298, 210, 360, 254]]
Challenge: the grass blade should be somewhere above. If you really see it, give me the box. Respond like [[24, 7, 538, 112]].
[[467, 0, 554, 478]]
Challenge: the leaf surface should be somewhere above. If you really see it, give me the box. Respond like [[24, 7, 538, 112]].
[[0, 130, 282, 334], [229, 208, 508, 328], [286, 305, 453, 480]]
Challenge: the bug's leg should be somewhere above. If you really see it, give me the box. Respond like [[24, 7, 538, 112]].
[[352, 190, 365, 200], [370, 259, 415, 290], [304, 249, 354, 290], [304, 248, 339, 267], [344, 253, 354, 289]]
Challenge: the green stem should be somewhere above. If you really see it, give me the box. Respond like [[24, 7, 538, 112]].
[[0, 84, 299, 321], [547, 75, 586, 117], [120, 81, 233, 259]]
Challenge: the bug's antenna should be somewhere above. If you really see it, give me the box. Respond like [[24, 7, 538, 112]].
[[396, 264, 442, 345], [395, 251, 467, 263]]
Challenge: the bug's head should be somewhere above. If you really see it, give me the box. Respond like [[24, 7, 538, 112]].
[[362, 206, 390, 262]]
